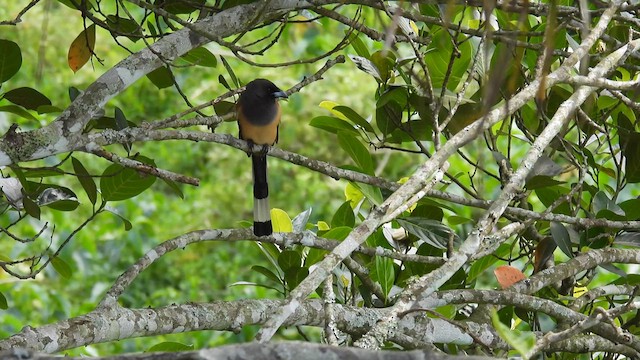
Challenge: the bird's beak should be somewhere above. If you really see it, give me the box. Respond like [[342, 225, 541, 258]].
[[273, 90, 288, 99]]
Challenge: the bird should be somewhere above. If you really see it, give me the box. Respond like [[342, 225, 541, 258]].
[[236, 79, 288, 236]]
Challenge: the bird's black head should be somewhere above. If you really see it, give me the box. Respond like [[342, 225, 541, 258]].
[[244, 78, 288, 100]]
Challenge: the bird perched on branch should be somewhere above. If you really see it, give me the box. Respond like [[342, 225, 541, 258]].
[[237, 79, 288, 236]]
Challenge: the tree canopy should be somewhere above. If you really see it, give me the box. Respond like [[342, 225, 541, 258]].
[[1, 0, 640, 359]]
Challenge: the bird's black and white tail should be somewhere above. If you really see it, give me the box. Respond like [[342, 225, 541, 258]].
[[252, 154, 272, 236]]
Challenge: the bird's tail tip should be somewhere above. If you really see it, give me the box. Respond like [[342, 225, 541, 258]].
[[253, 221, 273, 236]]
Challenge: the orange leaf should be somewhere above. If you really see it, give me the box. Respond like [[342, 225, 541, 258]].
[[68, 24, 96, 73], [494, 265, 526, 289]]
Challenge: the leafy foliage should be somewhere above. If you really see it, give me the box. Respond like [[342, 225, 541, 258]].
[[1, 0, 640, 359]]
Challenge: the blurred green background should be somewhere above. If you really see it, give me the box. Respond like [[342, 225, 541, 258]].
[[0, 2, 402, 355]]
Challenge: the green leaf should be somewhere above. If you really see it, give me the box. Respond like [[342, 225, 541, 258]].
[[333, 105, 375, 133], [3, 87, 52, 110], [412, 204, 443, 221], [309, 116, 358, 135], [162, 178, 184, 199], [114, 107, 129, 130], [376, 98, 402, 136], [105, 207, 133, 231], [105, 15, 142, 41], [160, 0, 206, 14], [618, 114, 640, 183], [525, 175, 564, 190], [213, 100, 235, 117], [0, 105, 38, 121], [448, 215, 472, 226], [0, 39, 22, 83], [620, 199, 640, 220], [100, 157, 157, 201], [331, 201, 355, 228], [322, 226, 352, 241], [372, 257, 395, 301], [337, 131, 373, 175], [592, 191, 624, 217], [69, 86, 81, 101], [284, 266, 308, 291], [535, 186, 570, 215], [550, 222, 573, 258], [181, 47, 217, 67], [147, 342, 194, 352], [45, 199, 80, 211], [22, 193, 40, 219], [278, 250, 302, 271], [349, 181, 383, 206], [615, 232, 640, 247], [220, 56, 239, 88], [252, 265, 281, 284], [397, 217, 456, 249], [426, 28, 472, 90], [72, 157, 97, 205], [305, 248, 326, 267], [491, 310, 536, 357], [37, 105, 62, 114], [51, 256, 72, 279], [349, 32, 370, 58], [146, 67, 174, 89], [0, 291, 7, 309]]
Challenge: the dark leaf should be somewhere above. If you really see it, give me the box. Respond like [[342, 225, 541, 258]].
[[22, 192, 40, 219], [397, 217, 456, 249], [162, 178, 184, 199], [0, 291, 7, 309], [322, 226, 352, 241], [550, 222, 573, 258], [284, 266, 308, 291], [220, 56, 239, 88], [527, 155, 563, 180], [309, 116, 358, 135], [181, 47, 217, 67], [251, 265, 281, 284], [618, 114, 640, 183], [333, 105, 375, 133], [0, 39, 22, 83], [3, 87, 52, 110], [100, 156, 157, 201], [147, 342, 194, 352], [0, 105, 38, 121], [614, 232, 640, 247], [337, 131, 373, 175], [525, 175, 565, 190], [278, 250, 302, 271], [105, 15, 142, 41], [331, 201, 355, 228], [146, 67, 174, 89]]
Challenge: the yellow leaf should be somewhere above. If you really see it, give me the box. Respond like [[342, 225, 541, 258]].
[[68, 24, 96, 73], [344, 182, 364, 207], [316, 221, 330, 231], [573, 284, 588, 298], [271, 208, 292, 232], [319, 100, 349, 121]]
